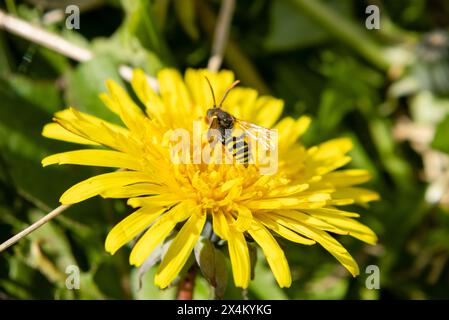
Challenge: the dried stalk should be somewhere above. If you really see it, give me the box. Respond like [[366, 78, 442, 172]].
[[207, 0, 235, 72], [0, 9, 158, 89]]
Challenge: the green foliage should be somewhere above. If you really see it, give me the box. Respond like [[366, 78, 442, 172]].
[[432, 115, 449, 154], [66, 54, 124, 123], [1, 0, 449, 300], [265, 0, 352, 51]]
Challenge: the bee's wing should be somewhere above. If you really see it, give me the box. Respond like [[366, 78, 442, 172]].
[[235, 119, 275, 150]]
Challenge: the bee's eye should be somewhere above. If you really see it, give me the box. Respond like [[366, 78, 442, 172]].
[[206, 110, 216, 124], [207, 109, 218, 119]]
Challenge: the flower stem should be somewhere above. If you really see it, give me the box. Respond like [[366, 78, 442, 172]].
[[176, 265, 197, 300], [287, 0, 391, 71]]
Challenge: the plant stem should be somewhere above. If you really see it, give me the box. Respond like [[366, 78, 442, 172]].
[[0, 10, 158, 89], [287, 0, 391, 71], [208, 0, 236, 72], [197, 0, 270, 94], [0, 204, 72, 252], [176, 265, 197, 300], [0, 9, 93, 61]]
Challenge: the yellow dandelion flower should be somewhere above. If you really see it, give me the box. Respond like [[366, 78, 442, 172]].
[[42, 68, 379, 289]]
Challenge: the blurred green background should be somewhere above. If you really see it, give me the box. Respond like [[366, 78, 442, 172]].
[[1, 0, 449, 300]]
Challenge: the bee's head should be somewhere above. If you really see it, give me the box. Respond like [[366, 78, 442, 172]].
[[206, 107, 220, 124], [203, 76, 240, 125]]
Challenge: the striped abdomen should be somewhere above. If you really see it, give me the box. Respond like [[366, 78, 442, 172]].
[[223, 133, 250, 167]]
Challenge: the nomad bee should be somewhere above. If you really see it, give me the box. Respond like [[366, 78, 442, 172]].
[[204, 77, 274, 167]]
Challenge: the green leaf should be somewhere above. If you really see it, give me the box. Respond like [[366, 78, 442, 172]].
[[173, 0, 199, 40], [432, 114, 449, 154], [93, 260, 128, 299], [248, 242, 258, 280], [194, 238, 215, 283], [249, 252, 288, 300], [120, 0, 173, 65], [316, 88, 354, 133], [65, 54, 124, 124], [153, 0, 170, 29], [302, 265, 349, 299], [27, 210, 77, 270], [92, 35, 164, 75], [77, 273, 108, 299], [0, 76, 91, 208], [130, 265, 177, 299], [194, 237, 228, 299], [7, 75, 62, 114], [264, 0, 351, 52], [137, 243, 162, 290], [0, 33, 12, 75], [193, 274, 211, 299], [0, 279, 33, 299]]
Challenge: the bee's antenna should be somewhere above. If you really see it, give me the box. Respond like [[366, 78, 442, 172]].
[[218, 80, 240, 108], [204, 76, 217, 107]]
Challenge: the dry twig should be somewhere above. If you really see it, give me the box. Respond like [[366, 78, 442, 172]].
[[207, 0, 235, 72]]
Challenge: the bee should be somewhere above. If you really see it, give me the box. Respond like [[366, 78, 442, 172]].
[[204, 77, 275, 167]]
